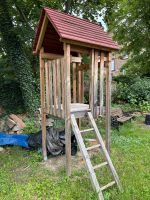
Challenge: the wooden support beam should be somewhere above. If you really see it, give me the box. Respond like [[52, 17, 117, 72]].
[[105, 52, 112, 154], [57, 59, 61, 117], [99, 52, 105, 116], [93, 50, 99, 118], [35, 15, 48, 54], [41, 52, 63, 60], [70, 45, 90, 54], [52, 60, 57, 115], [77, 53, 84, 103], [40, 48, 47, 161], [45, 61, 50, 113], [48, 61, 53, 115], [89, 49, 95, 115], [71, 56, 82, 63], [61, 58, 65, 118], [64, 43, 71, 176], [72, 62, 77, 103], [61, 38, 116, 52]]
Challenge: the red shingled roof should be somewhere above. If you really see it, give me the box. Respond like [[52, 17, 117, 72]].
[[33, 8, 119, 54]]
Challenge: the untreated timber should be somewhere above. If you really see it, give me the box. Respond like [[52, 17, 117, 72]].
[[99, 52, 105, 116], [35, 15, 48, 54], [40, 48, 47, 161], [64, 43, 71, 176], [105, 52, 112, 154]]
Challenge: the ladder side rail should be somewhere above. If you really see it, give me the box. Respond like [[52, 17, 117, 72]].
[[87, 112, 122, 192], [71, 114, 104, 200]]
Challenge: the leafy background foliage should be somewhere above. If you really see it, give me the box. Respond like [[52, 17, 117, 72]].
[[0, 0, 150, 113], [112, 75, 150, 111]]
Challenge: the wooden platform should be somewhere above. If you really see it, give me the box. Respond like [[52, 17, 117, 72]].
[[46, 103, 90, 118], [70, 103, 90, 118]]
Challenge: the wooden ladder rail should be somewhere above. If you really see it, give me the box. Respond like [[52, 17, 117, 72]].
[[71, 114, 104, 200], [71, 112, 123, 200]]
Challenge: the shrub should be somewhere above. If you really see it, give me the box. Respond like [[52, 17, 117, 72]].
[[112, 75, 150, 111]]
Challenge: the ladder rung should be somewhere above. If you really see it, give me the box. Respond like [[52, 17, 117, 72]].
[[86, 144, 101, 151], [80, 128, 94, 134], [93, 162, 108, 170], [101, 181, 116, 191]]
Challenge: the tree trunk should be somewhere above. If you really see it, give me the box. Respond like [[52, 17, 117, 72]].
[[0, 0, 39, 112]]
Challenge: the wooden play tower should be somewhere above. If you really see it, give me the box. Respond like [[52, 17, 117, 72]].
[[33, 8, 122, 200]]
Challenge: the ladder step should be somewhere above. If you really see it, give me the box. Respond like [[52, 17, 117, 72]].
[[93, 162, 108, 170], [80, 128, 94, 134], [101, 181, 116, 191], [86, 144, 101, 151]]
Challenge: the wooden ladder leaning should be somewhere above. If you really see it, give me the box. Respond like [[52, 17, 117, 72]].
[[71, 111, 122, 200]]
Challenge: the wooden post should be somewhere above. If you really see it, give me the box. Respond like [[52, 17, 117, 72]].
[[99, 52, 104, 116], [105, 52, 112, 154], [40, 48, 47, 161], [45, 61, 50, 113], [61, 58, 65, 118], [49, 61, 53, 115], [72, 62, 77, 103], [64, 43, 71, 176], [89, 49, 95, 115], [77, 53, 83, 103], [93, 50, 98, 118], [81, 70, 84, 102]]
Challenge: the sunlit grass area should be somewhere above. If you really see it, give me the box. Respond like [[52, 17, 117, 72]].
[[0, 117, 150, 200]]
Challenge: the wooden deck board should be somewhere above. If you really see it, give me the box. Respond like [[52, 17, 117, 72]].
[[47, 103, 90, 118]]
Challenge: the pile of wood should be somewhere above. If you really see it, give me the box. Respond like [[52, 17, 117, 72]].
[[111, 108, 141, 128], [6, 114, 26, 134]]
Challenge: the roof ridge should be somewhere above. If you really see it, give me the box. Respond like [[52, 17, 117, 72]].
[[44, 7, 105, 31]]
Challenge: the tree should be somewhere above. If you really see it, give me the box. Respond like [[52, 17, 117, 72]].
[[0, 0, 116, 112], [109, 0, 150, 75], [0, 0, 39, 112]]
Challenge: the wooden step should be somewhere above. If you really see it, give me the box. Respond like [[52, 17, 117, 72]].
[[80, 128, 94, 134], [101, 181, 116, 191], [86, 144, 101, 151], [93, 162, 108, 170]]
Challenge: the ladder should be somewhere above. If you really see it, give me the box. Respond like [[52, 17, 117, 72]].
[[71, 111, 122, 200]]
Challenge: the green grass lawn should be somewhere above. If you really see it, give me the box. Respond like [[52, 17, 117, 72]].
[[0, 118, 150, 200]]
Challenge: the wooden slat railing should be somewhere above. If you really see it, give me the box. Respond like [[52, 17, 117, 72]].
[[44, 58, 65, 118]]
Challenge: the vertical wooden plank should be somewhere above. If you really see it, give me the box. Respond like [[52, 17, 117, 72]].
[[52, 60, 57, 116], [77, 53, 83, 103], [105, 52, 112, 154], [57, 59, 61, 117], [81, 70, 84, 102], [93, 50, 99, 118], [49, 61, 53, 115], [72, 62, 77, 103], [45, 61, 49, 113], [78, 67, 82, 102], [61, 58, 65, 118], [64, 43, 71, 176], [99, 52, 105, 116], [40, 48, 47, 161], [89, 49, 95, 115]]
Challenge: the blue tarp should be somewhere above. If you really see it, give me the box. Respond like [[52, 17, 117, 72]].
[[0, 132, 29, 148]]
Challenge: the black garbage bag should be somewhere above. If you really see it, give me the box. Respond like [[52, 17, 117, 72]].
[[27, 127, 77, 156]]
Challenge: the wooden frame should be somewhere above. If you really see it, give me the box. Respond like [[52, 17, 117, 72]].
[[39, 45, 112, 172]]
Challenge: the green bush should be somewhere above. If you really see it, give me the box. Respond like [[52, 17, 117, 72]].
[[0, 79, 25, 113], [112, 76, 150, 111]]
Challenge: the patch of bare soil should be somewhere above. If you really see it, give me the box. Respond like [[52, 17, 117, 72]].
[[41, 152, 85, 172], [41, 148, 100, 173]]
